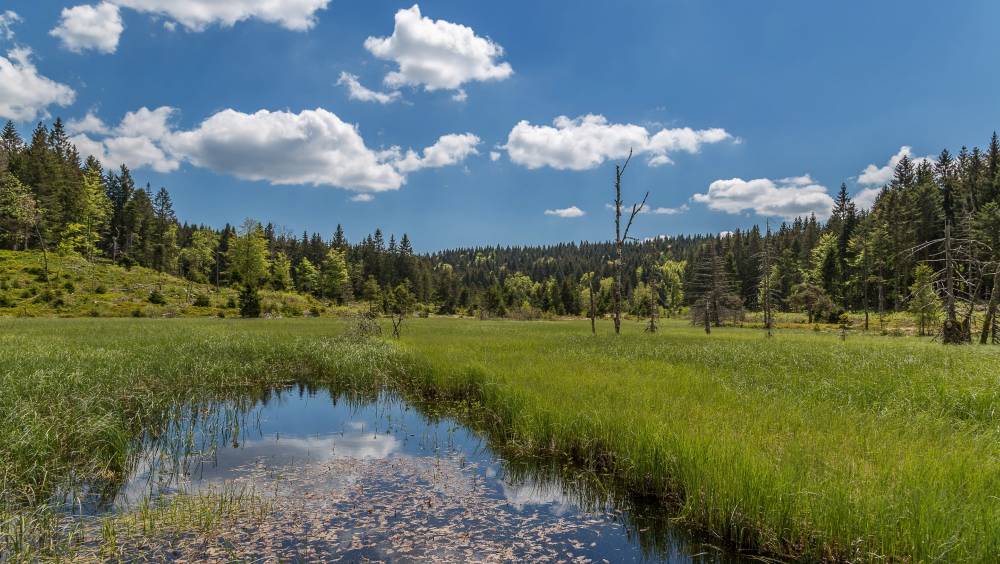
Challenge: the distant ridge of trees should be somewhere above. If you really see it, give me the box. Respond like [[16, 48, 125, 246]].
[[1, 117, 998, 341]]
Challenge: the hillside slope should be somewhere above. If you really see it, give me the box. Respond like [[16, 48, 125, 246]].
[[0, 251, 327, 318]]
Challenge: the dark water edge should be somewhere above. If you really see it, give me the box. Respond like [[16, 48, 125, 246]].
[[57, 384, 750, 563]]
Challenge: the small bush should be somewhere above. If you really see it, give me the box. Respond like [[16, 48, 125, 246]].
[[0, 293, 13, 308], [226, 296, 237, 309], [88, 309, 100, 317], [238, 285, 261, 318], [94, 284, 107, 294], [193, 294, 211, 307], [148, 290, 167, 305], [63, 281, 75, 293], [216, 311, 225, 318], [131, 308, 144, 318], [281, 303, 303, 317]]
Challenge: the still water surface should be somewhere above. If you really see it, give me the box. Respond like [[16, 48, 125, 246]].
[[69, 386, 746, 562]]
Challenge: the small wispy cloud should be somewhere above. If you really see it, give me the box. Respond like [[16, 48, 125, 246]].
[[337, 72, 401, 104], [544, 206, 585, 218]]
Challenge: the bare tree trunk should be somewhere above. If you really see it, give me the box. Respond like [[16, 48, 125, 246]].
[[646, 276, 658, 333], [878, 266, 886, 332], [862, 247, 870, 332], [980, 270, 998, 345], [611, 149, 646, 336], [589, 276, 596, 335], [943, 220, 964, 344], [34, 223, 50, 289], [762, 221, 773, 338]]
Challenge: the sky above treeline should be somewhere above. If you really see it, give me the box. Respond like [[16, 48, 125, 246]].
[[2, 1, 999, 251]]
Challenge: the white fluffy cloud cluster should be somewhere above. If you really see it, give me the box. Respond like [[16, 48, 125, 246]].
[[70, 107, 180, 172], [692, 174, 834, 220], [50, 0, 330, 55], [364, 4, 512, 101], [113, 0, 329, 31], [544, 206, 585, 218], [503, 114, 732, 171], [70, 107, 480, 193], [853, 145, 935, 210], [50, 3, 123, 54], [0, 47, 76, 122], [857, 145, 933, 186]]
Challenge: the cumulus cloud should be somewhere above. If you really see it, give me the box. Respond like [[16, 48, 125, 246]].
[[857, 146, 934, 186], [0, 10, 21, 41], [544, 206, 585, 218], [50, 3, 124, 54], [852, 187, 883, 211], [350, 193, 374, 202], [111, 0, 330, 31], [503, 114, 732, 171], [337, 72, 401, 104], [692, 174, 834, 220], [364, 4, 512, 99], [67, 111, 110, 135], [70, 107, 180, 172], [71, 107, 478, 191], [392, 133, 480, 174], [0, 47, 76, 122], [489, 151, 501, 162], [166, 108, 405, 190]]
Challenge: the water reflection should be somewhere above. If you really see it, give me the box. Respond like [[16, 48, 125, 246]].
[[64, 386, 745, 562]]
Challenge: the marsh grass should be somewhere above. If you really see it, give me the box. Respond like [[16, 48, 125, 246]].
[[2, 316, 1000, 561]]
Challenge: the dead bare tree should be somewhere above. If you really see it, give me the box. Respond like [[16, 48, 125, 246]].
[[758, 220, 775, 338], [901, 216, 991, 344], [645, 264, 659, 334], [612, 149, 649, 335], [587, 272, 597, 335]]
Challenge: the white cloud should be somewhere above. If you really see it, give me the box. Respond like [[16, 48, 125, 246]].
[[0, 48, 76, 122], [692, 174, 834, 220], [166, 108, 404, 191], [857, 146, 934, 186], [350, 193, 374, 202], [0, 10, 21, 41], [503, 114, 732, 171], [853, 187, 883, 211], [489, 151, 500, 162], [67, 111, 109, 135], [544, 206, 585, 218], [337, 72, 401, 104], [605, 202, 690, 215], [112, 0, 328, 31], [645, 204, 689, 215], [72, 106, 180, 172], [50, 3, 123, 54], [364, 4, 512, 99], [393, 133, 480, 174], [71, 107, 478, 191]]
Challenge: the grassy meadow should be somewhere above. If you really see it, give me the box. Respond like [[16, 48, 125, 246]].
[[2, 316, 1000, 561], [0, 250, 330, 318]]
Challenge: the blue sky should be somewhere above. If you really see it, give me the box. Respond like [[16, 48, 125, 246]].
[[2, 1, 999, 251]]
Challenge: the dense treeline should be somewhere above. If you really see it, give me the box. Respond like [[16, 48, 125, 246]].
[[1, 118, 998, 340]]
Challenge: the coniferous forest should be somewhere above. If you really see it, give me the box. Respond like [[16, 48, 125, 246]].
[[2, 118, 999, 341]]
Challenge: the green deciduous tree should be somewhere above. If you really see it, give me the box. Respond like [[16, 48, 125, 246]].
[[908, 263, 942, 336]]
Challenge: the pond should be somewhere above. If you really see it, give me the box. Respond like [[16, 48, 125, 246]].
[[63, 386, 746, 562]]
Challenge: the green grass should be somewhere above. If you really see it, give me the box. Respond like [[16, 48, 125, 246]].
[[0, 250, 331, 318], [2, 316, 1000, 561]]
